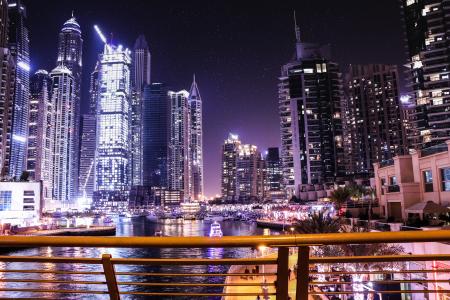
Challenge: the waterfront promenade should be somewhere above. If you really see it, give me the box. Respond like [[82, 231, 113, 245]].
[[224, 250, 312, 300]]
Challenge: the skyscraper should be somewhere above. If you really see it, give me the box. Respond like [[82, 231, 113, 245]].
[[94, 44, 132, 210], [236, 144, 265, 202], [278, 16, 345, 196], [188, 75, 204, 200], [7, 0, 30, 179], [78, 66, 99, 202], [401, 0, 450, 148], [168, 90, 190, 200], [56, 13, 83, 201], [27, 70, 53, 203], [50, 65, 76, 206], [0, 1, 16, 177], [265, 147, 284, 201], [221, 133, 241, 201], [343, 64, 406, 177], [130, 35, 151, 187], [143, 83, 169, 188]]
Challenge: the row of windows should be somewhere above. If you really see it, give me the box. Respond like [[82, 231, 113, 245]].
[[421, 168, 450, 192]]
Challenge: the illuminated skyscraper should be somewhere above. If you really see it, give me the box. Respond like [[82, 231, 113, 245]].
[[94, 44, 132, 210], [278, 16, 345, 196], [130, 35, 150, 186], [7, 0, 30, 179], [27, 70, 53, 203], [400, 0, 450, 148], [78, 66, 99, 201], [168, 90, 190, 199], [236, 144, 265, 202], [50, 65, 76, 206], [0, 1, 16, 177], [265, 147, 284, 201], [343, 64, 406, 177], [188, 75, 203, 200], [142, 83, 169, 188], [221, 133, 241, 201]]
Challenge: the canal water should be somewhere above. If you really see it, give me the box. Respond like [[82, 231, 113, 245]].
[[0, 218, 265, 299]]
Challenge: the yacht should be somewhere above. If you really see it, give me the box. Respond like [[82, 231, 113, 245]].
[[209, 221, 223, 237]]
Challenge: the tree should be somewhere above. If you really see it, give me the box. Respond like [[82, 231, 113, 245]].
[[19, 171, 30, 182], [329, 187, 351, 214], [295, 211, 342, 234]]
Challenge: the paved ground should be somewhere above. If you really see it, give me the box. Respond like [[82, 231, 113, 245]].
[[223, 250, 312, 300]]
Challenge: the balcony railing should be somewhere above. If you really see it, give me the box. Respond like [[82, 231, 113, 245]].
[[387, 185, 400, 193], [1, 231, 450, 299]]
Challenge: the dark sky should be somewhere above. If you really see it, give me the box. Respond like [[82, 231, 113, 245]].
[[25, 0, 406, 197]]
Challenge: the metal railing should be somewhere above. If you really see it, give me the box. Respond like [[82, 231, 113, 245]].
[[1, 231, 450, 299]]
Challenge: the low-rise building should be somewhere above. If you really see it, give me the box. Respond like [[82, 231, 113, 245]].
[[374, 140, 450, 221], [0, 181, 42, 226]]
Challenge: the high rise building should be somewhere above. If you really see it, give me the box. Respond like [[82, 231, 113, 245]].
[[130, 35, 150, 187], [142, 83, 169, 188], [78, 114, 96, 202], [278, 16, 345, 196], [27, 70, 53, 203], [265, 147, 284, 201], [343, 64, 406, 177], [94, 44, 132, 211], [188, 75, 203, 200], [50, 65, 76, 206], [56, 13, 83, 202], [236, 144, 265, 202], [168, 90, 190, 200], [0, 1, 16, 178], [221, 133, 241, 201], [7, 0, 30, 179], [401, 0, 450, 148], [132, 35, 151, 91], [78, 65, 99, 202]]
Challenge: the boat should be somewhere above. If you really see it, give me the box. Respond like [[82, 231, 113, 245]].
[[118, 212, 132, 218], [204, 215, 224, 222], [209, 221, 223, 237]]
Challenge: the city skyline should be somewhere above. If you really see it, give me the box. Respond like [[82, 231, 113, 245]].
[[24, 0, 405, 197]]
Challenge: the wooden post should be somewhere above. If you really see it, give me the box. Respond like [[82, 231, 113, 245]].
[[101, 254, 120, 300], [276, 247, 289, 299], [296, 246, 310, 300]]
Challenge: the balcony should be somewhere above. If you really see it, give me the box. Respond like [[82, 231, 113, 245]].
[[1, 232, 450, 299], [387, 185, 400, 193]]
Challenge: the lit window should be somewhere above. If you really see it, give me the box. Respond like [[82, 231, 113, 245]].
[[423, 170, 433, 192], [304, 68, 314, 74]]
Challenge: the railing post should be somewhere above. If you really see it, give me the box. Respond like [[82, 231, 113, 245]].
[[296, 246, 310, 300], [276, 247, 289, 299], [101, 254, 120, 300]]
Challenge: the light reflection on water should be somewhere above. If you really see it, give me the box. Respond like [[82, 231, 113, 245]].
[[0, 219, 263, 299]]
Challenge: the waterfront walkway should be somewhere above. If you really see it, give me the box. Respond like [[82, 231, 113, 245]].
[[223, 250, 315, 300]]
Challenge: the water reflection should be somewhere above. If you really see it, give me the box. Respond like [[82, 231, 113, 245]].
[[1, 219, 263, 299]]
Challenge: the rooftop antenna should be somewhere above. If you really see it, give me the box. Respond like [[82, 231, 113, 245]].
[[294, 10, 301, 43], [71, 10, 74, 18]]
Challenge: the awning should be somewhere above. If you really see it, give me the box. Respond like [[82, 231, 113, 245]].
[[405, 201, 449, 215]]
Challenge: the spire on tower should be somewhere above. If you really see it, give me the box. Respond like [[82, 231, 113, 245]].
[[294, 10, 301, 43], [189, 74, 201, 100]]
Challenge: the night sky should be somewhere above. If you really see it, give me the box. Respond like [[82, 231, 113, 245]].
[[25, 0, 406, 197]]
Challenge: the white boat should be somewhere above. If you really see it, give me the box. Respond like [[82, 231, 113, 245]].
[[209, 221, 223, 237]]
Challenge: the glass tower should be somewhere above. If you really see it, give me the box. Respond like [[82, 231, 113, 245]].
[[7, 0, 30, 179], [94, 44, 132, 211]]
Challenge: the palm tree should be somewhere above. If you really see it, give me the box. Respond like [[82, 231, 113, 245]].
[[330, 187, 351, 215], [295, 211, 342, 234]]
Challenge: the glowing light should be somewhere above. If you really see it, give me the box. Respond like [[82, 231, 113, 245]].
[[12, 134, 26, 143], [400, 95, 411, 104], [94, 25, 107, 44], [17, 61, 30, 72]]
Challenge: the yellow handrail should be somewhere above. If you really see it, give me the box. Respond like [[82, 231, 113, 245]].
[[1, 230, 450, 248]]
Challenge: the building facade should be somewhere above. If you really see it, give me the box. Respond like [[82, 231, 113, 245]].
[[400, 0, 450, 149], [56, 14, 83, 198], [27, 70, 53, 204], [343, 64, 406, 177], [265, 147, 285, 201], [188, 75, 204, 200], [50, 65, 76, 207], [7, 0, 30, 179], [279, 20, 345, 197], [142, 83, 169, 188], [168, 90, 190, 200], [94, 44, 132, 210], [221, 134, 241, 201], [78, 114, 96, 203], [236, 144, 266, 202]]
